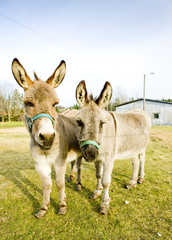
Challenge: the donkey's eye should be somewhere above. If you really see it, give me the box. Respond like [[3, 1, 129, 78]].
[[53, 102, 58, 107], [76, 119, 84, 127], [100, 120, 105, 128], [25, 102, 34, 107]]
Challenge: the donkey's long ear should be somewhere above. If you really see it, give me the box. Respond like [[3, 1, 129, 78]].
[[46, 60, 66, 88], [12, 58, 33, 90], [76, 80, 88, 108], [96, 82, 112, 109]]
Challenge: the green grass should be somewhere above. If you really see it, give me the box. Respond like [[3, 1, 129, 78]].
[[0, 121, 25, 128], [0, 126, 172, 239]]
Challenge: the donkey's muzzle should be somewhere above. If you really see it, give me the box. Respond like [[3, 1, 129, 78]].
[[82, 144, 99, 162], [38, 132, 55, 150]]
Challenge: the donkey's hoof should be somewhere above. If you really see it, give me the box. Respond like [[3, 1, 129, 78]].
[[137, 178, 144, 184], [67, 175, 75, 183], [76, 183, 82, 191], [90, 193, 100, 200], [125, 183, 136, 189], [58, 206, 67, 215], [89, 194, 98, 200], [90, 194, 96, 200], [90, 190, 102, 200], [100, 206, 109, 215], [35, 209, 47, 219]]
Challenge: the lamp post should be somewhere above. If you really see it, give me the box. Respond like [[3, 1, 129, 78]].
[[143, 72, 155, 111]]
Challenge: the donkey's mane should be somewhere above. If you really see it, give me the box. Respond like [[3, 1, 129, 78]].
[[88, 93, 98, 102]]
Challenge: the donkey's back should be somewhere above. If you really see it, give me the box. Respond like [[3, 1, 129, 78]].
[[111, 109, 151, 160]]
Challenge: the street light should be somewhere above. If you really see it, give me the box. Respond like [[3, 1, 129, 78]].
[[143, 72, 155, 110]]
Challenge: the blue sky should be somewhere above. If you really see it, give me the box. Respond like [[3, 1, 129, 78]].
[[0, 0, 172, 106]]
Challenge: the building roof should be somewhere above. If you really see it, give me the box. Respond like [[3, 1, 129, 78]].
[[116, 98, 172, 107]]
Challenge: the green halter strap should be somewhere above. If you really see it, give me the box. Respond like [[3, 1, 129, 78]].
[[80, 140, 100, 150], [27, 113, 55, 129]]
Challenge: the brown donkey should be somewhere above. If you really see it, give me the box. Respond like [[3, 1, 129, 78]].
[[12, 59, 82, 218], [76, 81, 151, 214]]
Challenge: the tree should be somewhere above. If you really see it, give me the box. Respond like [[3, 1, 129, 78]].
[[0, 92, 7, 122], [0, 81, 14, 122], [6, 94, 12, 122], [10, 89, 24, 121], [161, 98, 172, 103], [0, 84, 24, 122], [108, 87, 129, 111], [70, 104, 79, 110], [114, 86, 129, 104]]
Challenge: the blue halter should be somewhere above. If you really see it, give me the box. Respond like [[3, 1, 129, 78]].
[[27, 113, 55, 130]]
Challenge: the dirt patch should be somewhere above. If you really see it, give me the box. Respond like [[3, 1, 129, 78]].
[[0, 127, 28, 135]]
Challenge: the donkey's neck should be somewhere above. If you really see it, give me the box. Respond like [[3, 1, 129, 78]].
[[56, 113, 80, 152]]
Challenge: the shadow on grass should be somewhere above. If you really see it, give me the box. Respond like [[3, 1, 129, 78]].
[[112, 172, 131, 188], [66, 179, 102, 214], [0, 151, 59, 216]]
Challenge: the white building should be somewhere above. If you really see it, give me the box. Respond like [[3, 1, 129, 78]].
[[116, 99, 172, 126]]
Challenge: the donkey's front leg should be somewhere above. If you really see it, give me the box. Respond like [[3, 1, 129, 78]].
[[91, 160, 103, 199], [35, 163, 52, 219], [55, 164, 67, 215], [100, 161, 114, 215]]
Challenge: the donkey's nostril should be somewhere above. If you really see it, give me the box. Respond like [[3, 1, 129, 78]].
[[39, 133, 45, 141], [38, 132, 55, 150], [83, 145, 98, 162], [39, 132, 55, 143]]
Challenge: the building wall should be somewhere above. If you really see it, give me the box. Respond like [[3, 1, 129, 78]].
[[116, 100, 172, 126]]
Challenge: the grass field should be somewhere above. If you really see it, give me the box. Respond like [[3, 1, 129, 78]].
[[0, 124, 172, 240], [0, 121, 25, 128]]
